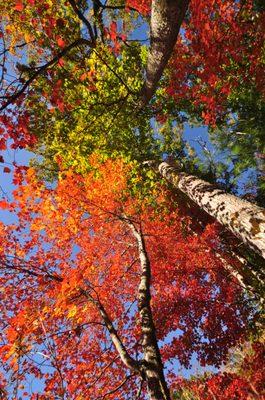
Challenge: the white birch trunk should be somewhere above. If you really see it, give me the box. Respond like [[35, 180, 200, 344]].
[[158, 162, 265, 260], [127, 219, 171, 400]]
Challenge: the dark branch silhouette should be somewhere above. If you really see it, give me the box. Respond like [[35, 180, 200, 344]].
[[0, 38, 93, 112]]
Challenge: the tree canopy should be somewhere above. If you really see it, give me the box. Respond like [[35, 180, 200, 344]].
[[0, 1, 264, 171], [0, 157, 258, 398], [0, 0, 264, 399]]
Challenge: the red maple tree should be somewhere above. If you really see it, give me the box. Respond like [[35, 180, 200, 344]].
[[0, 157, 253, 398]]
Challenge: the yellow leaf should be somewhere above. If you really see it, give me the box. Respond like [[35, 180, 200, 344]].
[[67, 305, 78, 318]]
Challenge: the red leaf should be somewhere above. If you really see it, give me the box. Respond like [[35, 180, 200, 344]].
[[58, 58, 65, 67], [14, 0, 24, 11], [109, 22, 117, 41], [0, 138, 6, 151], [57, 37, 66, 48], [3, 167, 11, 173], [80, 73, 87, 82], [0, 200, 9, 209]]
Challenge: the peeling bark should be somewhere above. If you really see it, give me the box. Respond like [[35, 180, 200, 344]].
[[127, 220, 171, 400], [157, 162, 265, 261], [139, 0, 190, 107], [230, 251, 265, 285]]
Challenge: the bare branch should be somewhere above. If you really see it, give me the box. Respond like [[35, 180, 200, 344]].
[[136, 378, 144, 399], [68, 0, 95, 42]]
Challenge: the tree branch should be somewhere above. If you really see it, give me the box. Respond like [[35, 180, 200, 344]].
[[92, 0, 139, 13], [93, 49, 136, 95], [81, 288, 140, 374], [0, 255, 63, 282], [156, 161, 265, 260], [68, 0, 95, 42], [100, 374, 135, 399], [0, 38, 92, 112]]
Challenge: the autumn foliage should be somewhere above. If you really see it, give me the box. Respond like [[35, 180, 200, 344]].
[[166, 0, 265, 125], [0, 157, 256, 398], [173, 341, 265, 399], [0, 0, 264, 398], [0, 0, 264, 152]]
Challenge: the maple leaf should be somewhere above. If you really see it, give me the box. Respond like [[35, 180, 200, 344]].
[[0, 200, 9, 209], [0, 158, 257, 398], [14, 0, 23, 12], [57, 37, 66, 48], [0, 1, 263, 394]]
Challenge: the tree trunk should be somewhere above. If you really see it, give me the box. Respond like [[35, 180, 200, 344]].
[[157, 162, 265, 260], [215, 252, 264, 304], [127, 219, 171, 400], [139, 0, 190, 108]]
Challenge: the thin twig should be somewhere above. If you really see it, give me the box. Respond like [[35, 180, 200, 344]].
[[0, 38, 92, 111]]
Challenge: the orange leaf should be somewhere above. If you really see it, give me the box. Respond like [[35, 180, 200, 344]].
[[0, 200, 9, 209], [57, 37, 66, 48], [14, 0, 24, 11]]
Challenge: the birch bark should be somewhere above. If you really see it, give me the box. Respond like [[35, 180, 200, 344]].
[[127, 220, 171, 400], [157, 162, 265, 260]]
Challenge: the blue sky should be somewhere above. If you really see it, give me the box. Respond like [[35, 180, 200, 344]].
[[0, 6, 254, 396], [0, 124, 219, 398]]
